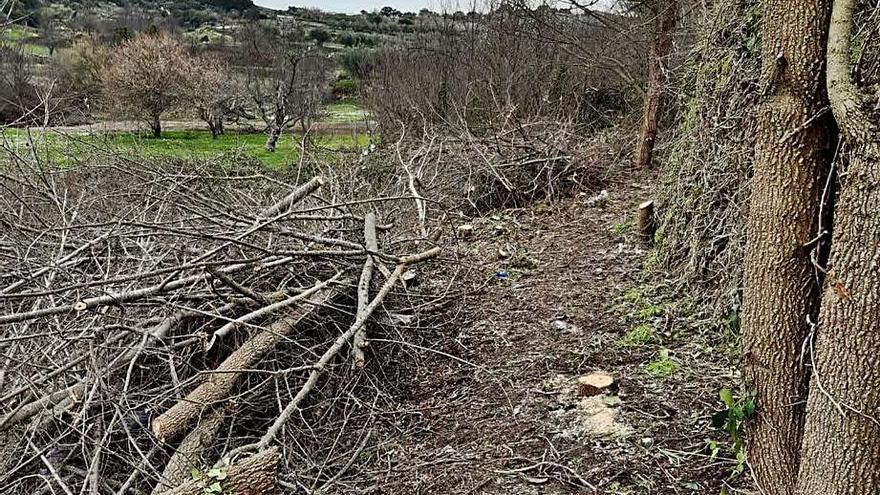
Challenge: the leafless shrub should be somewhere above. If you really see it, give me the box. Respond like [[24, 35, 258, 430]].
[[0, 46, 41, 124], [363, 5, 641, 137]]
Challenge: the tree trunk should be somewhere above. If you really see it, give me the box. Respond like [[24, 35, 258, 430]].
[[741, 1, 833, 494], [634, 1, 677, 169], [265, 123, 281, 152], [151, 116, 162, 138], [796, 0, 880, 492]]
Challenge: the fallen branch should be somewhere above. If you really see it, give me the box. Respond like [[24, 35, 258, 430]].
[[259, 176, 324, 219], [352, 213, 378, 368], [0, 259, 269, 325]]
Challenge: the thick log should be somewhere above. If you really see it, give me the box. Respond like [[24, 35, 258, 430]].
[[152, 408, 227, 494], [163, 448, 279, 495], [152, 280, 339, 441]]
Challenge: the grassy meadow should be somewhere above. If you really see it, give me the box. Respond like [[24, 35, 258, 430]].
[[1, 101, 373, 169], [1, 128, 372, 168]]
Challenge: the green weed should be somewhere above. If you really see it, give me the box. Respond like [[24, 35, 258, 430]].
[[1, 128, 370, 169], [709, 387, 755, 479], [611, 216, 635, 235], [645, 349, 678, 378], [190, 466, 228, 494], [617, 324, 655, 347]]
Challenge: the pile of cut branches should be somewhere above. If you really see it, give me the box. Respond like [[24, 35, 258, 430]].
[[0, 159, 439, 494], [374, 119, 628, 215]]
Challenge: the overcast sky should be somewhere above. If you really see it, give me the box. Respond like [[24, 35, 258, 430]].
[[253, 0, 618, 15]]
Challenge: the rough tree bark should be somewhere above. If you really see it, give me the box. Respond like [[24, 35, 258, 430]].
[[741, 1, 833, 494], [163, 448, 279, 495], [206, 109, 224, 139], [634, 1, 677, 169], [796, 0, 880, 492], [213, 112, 224, 137], [265, 82, 289, 152], [265, 122, 282, 152]]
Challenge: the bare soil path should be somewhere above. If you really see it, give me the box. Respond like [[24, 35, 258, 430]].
[[349, 178, 736, 494]]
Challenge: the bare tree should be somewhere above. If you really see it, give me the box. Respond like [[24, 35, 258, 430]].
[[239, 23, 330, 152], [188, 56, 244, 138], [36, 7, 65, 56], [0, 47, 42, 124], [634, 0, 677, 169], [100, 34, 193, 137]]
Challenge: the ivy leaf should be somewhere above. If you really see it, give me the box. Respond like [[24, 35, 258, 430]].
[[732, 405, 744, 420], [190, 468, 203, 481], [207, 468, 226, 480]]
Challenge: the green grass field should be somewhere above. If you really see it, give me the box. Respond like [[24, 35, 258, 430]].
[[324, 100, 370, 124], [1, 25, 51, 57], [2, 129, 371, 169]]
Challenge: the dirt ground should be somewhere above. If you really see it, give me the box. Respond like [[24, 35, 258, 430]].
[[351, 176, 741, 494]]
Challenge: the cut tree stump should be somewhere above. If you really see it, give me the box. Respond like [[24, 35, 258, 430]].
[[638, 200, 655, 245], [577, 373, 616, 397]]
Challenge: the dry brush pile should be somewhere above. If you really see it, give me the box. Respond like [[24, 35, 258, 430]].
[[368, 119, 631, 217], [0, 157, 440, 494]]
